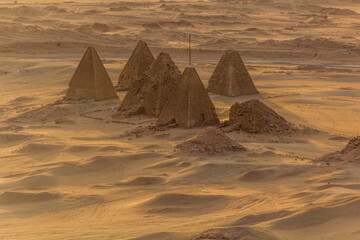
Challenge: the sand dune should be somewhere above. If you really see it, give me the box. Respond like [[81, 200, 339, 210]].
[[141, 193, 229, 215], [115, 176, 166, 186], [231, 210, 293, 226], [3, 175, 57, 190], [17, 143, 65, 155], [272, 197, 360, 229], [319, 7, 359, 15], [197, 226, 281, 240], [0, 191, 60, 205], [0, 6, 41, 17], [0, 133, 33, 146], [237, 165, 307, 182]]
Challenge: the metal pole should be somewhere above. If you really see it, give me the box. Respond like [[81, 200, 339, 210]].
[[189, 34, 191, 66]]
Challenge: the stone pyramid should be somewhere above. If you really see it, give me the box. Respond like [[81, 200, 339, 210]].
[[66, 47, 118, 101], [118, 52, 182, 117], [207, 50, 258, 97], [158, 67, 220, 128], [116, 40, 155, 91]]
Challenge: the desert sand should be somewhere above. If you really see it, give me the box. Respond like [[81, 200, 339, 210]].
[[1, 0, 360, 239]]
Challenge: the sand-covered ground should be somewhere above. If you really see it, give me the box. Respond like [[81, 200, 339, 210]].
[[1, 0, 360, 239]]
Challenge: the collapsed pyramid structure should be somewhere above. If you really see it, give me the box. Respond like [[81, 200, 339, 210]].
[[176, 127, 246, 154], [116, 40, 155, 91], [207, 50, 258, 97], [66, 47, 118, 101], [118, 53, 182, 117], [158, 67, 219, 128], [315, 136, 360, 164], [228, 99, 295, 134]]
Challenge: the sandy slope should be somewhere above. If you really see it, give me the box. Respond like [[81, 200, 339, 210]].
[[1, 0, 360, 239]]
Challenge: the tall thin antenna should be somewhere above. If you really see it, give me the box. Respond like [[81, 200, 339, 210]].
[[189, 34, 192, 66]]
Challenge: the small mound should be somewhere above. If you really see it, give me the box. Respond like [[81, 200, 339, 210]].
[[43, 6, 60, 11], [306, 16, 334, 25], [315, 136, 360, 164], [99, 146, 128, 152], [91, 23, 111, 32], [17, 143, 65, 154], [159, 4, 181, 12], [196, 226, 281, 240], [157, 20, 194, 28], [320, 7, 359, 15], [83, 9, 101, 14], [176, 127, 245, 154], [0, 191, 60, 205], [227, 100, 297, 135], [75, 24, 92, 33], [142, 23, 162, 29], [108, 6, 131, 11], [43, 5, 67, 13], [116, 176, 166, 186]]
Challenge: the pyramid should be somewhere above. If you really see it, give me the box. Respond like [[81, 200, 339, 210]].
[[118, 52, 182, 117], [158, 67, 220, 128], [66, 47, 118, 101], [176, 127, 245, 154], [228, 99, 295, 134], [207, 50, 258, 97], [116, 40, 155, 91]]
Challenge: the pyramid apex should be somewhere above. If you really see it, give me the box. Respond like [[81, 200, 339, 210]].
[[116, 40, 155, 91], [225, 49, 237, 55], [86, 46, 96, 51], [157, 52, 170, 57], [184, 66, 196, 70], [158, 64, 219, 128], [156, 52, 171, 61], [137, 40, 148, 47], [183, 66, 197, 75]]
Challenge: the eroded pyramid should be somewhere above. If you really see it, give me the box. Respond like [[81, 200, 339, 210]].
[[315, 136, 360, 164], [158, 67, 220, 128], [118, 52, 182, 117], [228, 99, 295, 134], [116, 40, 155, 91], [176, 127, 245, 154], [66, 47, 118, 101], [207, 50, 258, 97]]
